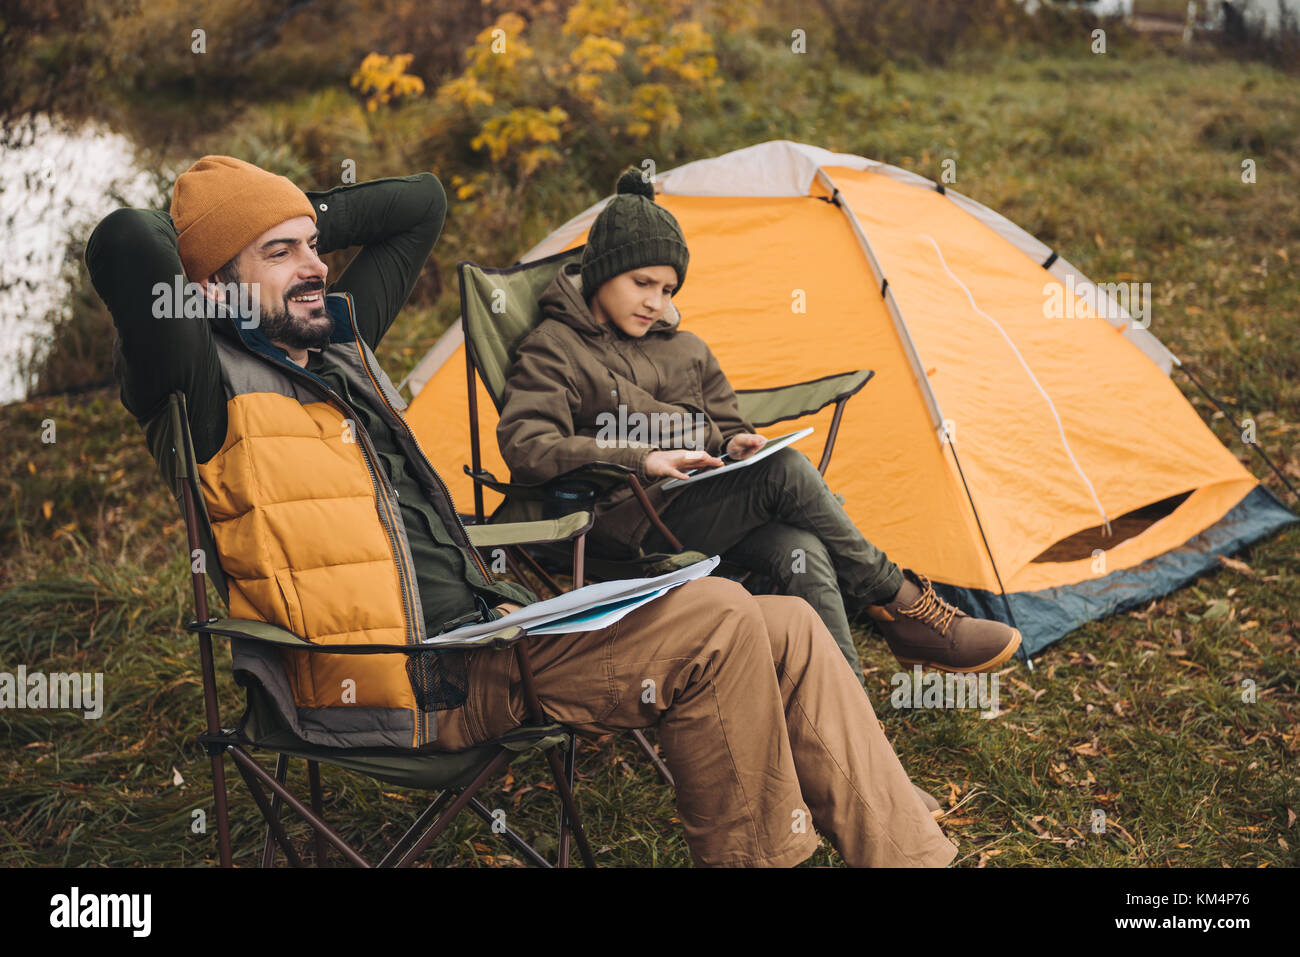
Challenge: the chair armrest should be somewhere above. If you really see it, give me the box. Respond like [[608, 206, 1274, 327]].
[[463, 463, 633, 498], [736, 369, 873, 429], [189, 617, 314, 647], [188, 617, 528, 652], [466, 511, 593, 548]]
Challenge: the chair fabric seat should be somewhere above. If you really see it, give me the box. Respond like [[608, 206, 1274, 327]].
[[239, 683, 570, 791]]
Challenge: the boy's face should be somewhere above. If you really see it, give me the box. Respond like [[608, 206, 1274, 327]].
[[589, 265, 678, 338]]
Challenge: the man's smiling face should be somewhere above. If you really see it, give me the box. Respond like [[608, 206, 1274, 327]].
[[210, 215, 331, 354]]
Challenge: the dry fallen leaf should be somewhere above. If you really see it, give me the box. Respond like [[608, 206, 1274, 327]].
[[1108, 822, 1138, 846], [1218, 555, 1256, 577]]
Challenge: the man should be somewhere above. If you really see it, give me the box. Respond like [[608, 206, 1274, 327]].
[[497, 169, 1023, 683], [85, 156, 956, 867]]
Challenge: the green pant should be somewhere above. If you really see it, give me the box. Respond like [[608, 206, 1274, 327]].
[[640, 447, 903, 682]]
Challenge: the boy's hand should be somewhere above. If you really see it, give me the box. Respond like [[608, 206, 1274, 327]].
[[645, 449, 725, 481], [725, 432, 767, 461]]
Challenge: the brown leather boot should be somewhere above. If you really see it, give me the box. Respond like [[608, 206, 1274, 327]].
[[866, 569, 1021, 673]]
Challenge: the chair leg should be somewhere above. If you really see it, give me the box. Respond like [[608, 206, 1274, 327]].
[[818, 396, 849, 475], [261, 754, 290, 868], [209, 748, 234, 868], [376, 790, 456, 867], [514, 544, 566, 596], [235, 756, 306, 869], [307, 760, 328, 867], [629, 728, 676, 788], [195, 633, 233, 866], [227, 746, 370, 867], [514, 642, 597, 867], [542, 744, 596, 867], [395, 750, 511, 867], [466, 796, 552, 868], [502, 548, 540, 596], [557, 732, 577, 867], [625, 475, 683, 551], [572, 533, 585, 589]]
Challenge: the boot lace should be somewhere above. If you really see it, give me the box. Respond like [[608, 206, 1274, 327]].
[[897, 574, 960, 636]]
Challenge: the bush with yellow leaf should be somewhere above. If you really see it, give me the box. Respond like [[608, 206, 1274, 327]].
[[433, 0, 750, 184], [351, 52, 426, 112]]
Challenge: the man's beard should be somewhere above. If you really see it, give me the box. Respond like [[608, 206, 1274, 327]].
[[258, 279, 332, 351]]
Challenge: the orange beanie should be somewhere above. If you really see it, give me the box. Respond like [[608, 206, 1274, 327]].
[[170, 155, 317, 281]]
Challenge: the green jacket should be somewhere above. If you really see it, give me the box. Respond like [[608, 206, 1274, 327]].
[[496, 260, 755, 553]]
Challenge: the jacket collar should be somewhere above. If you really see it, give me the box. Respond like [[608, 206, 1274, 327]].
[[206, 291, 356, 391], [538, 261, 680, 340], [209, 290, 355, 352]]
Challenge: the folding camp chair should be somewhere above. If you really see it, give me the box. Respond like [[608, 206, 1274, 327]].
[[458, 246, 873, 581], [154, 389, 602, 867]]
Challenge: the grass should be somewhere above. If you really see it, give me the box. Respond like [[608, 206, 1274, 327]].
[[2, 40, 1298, 867]]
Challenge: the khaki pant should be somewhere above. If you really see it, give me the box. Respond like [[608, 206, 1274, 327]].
[[434, 576, 956, 868]]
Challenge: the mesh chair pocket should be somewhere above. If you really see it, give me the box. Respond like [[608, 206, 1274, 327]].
[[407, 649, 470, 711]]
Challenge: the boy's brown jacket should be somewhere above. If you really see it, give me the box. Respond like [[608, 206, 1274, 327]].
[[496, 261, 755, 554]]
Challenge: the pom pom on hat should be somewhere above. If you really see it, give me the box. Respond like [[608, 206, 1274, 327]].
[[580, 166, 689, 300], [615, 168, 656, 200]]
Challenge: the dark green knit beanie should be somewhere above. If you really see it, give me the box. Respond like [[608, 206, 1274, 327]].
[[580, 168, 689, 301]]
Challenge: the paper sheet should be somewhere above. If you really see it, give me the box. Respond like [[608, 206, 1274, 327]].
[[421, 555, 721, 646]]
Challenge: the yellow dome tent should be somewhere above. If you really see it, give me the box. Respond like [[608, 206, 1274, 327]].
[[402, 140, 1296, 657]]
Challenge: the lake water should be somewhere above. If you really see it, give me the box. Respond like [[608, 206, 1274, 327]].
[[0, 115, 157, 403]]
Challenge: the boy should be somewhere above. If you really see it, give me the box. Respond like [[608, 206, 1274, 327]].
[[498, 169, 1022, 680]]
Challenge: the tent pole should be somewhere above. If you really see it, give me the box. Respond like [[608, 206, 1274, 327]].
[[1179, 363, 1299, 504], [944, 439, 1031, 670], [817, 167, 1031, 668]]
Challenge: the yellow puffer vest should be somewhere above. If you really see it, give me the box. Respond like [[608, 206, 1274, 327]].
[[198, 292, 489, 748]]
